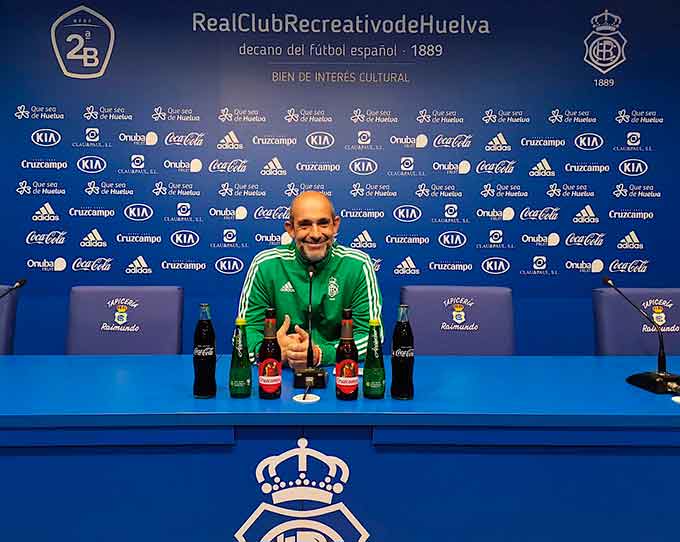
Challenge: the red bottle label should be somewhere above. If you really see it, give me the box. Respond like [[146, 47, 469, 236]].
[[336, 359, 359, 394], [258, 358, 282, 393]]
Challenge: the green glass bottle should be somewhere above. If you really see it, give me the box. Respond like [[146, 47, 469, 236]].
[[229, 318, 252, 398], [363, 319, 385, 399]]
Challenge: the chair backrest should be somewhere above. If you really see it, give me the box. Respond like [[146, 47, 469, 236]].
[[0, 285, 19, 355], [593, 288, 680, 355], [67, 286, 183, 354], [400, 286, 514, 355]]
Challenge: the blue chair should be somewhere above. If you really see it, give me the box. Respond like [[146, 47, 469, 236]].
[[0, 285, 19, 354], [593, 288, 680, 355], [400, 286, 514, 355], [67, 286, 183, 354]]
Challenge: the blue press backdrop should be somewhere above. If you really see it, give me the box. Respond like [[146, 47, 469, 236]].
[[1, 0, 677, 355]]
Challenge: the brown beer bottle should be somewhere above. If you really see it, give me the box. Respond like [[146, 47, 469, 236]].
[[335, 308, 359, 400], [258, 308, 282, 399]]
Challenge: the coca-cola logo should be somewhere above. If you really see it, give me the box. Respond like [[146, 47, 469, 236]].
[[565, 233, 605, 247], [609, 259, 649, 273], [208, 159, 248, 173], [519, 207, 560, 221], [25, 230, 66, 245], [253, 206, 290, 220], [433, 134, 472, 148], [476, 160, 516, 174], [164, 132, 205, 146], [393, 347, 414, 357], [71, 257, 113, 272], [193, 346, 215, 356]]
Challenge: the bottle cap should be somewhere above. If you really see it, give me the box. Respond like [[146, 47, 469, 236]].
[[235, 318, 246, 326], [200, 303, 210, 308], [369, 319, 380, 326], [265, 307, 276, 319], [342, 308, 352, 319]]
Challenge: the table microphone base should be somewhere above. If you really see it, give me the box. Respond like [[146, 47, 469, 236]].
[[626, 371, 680, 394], [294, 368, 328, 389]]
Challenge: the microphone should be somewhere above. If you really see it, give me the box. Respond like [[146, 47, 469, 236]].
[[292, 264, 327, 389], [307, 265, 315, 369], [601, 275, 680, 394], [0, 278, 27, 301]]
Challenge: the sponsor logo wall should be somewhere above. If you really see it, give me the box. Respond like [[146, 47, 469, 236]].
[[2, 2, 675, 354]]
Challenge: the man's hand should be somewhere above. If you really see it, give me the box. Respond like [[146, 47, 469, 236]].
[[286, 325, 310, 371], [275, 315, 301, 363]]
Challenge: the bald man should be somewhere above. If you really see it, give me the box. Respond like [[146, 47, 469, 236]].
[[237, 191, 383, 370]]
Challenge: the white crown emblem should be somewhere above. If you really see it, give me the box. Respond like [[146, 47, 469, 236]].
[[590, 9, 621, 32], [256, 438, 349, 505]]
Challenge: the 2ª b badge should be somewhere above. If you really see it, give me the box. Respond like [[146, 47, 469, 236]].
[[51, 6, 115, 79]]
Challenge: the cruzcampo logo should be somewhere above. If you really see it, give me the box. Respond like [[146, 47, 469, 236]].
[[51, 5, 115, 79]]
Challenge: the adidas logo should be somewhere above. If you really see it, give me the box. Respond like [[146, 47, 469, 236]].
[[217, 130, 243, 150], [80, 228, 107, 248], [279, 281, 295, 293], [126, 255, 152, 275], [350, 230, 377, 249], [393, 256, 420, 275], [484, 132, 511, 151], [529, 158, 555, 177], [32, 202, 59, 222], [260, 156, 286, 176], [617, 230, 644, 250], [572, 204, 599, 224]]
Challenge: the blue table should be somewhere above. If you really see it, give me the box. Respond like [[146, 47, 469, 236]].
[[1, 355, 679, 542]]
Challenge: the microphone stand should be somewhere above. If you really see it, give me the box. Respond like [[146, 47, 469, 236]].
[[293, 265, 328, 389], [603, 276, 680, 394]]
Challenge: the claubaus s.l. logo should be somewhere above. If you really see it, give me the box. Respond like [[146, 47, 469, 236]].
[[51, 6, 115, 79], [235, 438, 368, 542]]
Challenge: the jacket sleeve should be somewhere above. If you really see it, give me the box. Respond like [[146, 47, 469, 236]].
[[237, 257, 273, 359], [315, 259, 383, 364]]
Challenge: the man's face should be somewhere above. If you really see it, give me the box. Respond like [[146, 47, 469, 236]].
[[285, 197, 340, 262]]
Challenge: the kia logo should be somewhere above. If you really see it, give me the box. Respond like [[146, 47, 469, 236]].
[[481, 257, 510, 275], [306, 131, 335, 149], [31, 128, 61, 147], [215, 256, 244, 275], [393, 205, 422, 223], [574, 133, 604, 151], [619, 159, 648, 177], [349, 158, 378, 176], [77, 155, 107, 174], [170, 230, 199, 248], [124, 203, 153, 221], [438, 231, 467, 249]]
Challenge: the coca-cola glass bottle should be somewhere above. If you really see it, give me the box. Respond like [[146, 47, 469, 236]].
[[391, 304, 414, 400], [193, 303, 217, 398]]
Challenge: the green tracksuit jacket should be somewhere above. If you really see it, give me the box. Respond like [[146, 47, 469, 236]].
[[237, 242, 383, 365]]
